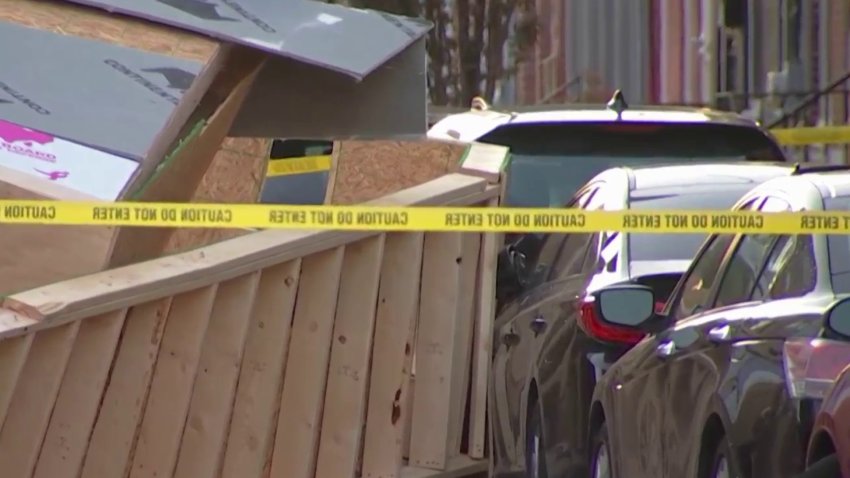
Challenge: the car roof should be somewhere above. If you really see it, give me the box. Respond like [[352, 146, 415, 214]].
[[742, 169, 850, 207], [627, 163, 794, 191], [586, 162, 794, 193], [427, 94, 763, 142]]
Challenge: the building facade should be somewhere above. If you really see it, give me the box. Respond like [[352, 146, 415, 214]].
[[514, 0, 849, 128]]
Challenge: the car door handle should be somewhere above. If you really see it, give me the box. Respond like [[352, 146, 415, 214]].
[[530, 315, 547, 335], [502, 331, 520, 347], [656, 341, 676, 357], [707, 324, 732, 343]]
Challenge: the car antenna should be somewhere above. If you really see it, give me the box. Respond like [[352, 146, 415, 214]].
[[607, 89, 628, 120]]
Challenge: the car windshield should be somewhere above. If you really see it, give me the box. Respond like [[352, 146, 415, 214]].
[[824, 196, 850, 294], [628, 186, 757, 261], [479, 122, 785, 207]]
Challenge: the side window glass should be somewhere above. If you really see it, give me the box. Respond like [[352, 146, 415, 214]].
[[546, 186, 605, 281], [507, 188, 596, 288], [758, 235, 817, 300], [525, 234, 568, 287], [549, 232, 595, 280], [672, 234, 736, 320], [713, 234, 777, 308]]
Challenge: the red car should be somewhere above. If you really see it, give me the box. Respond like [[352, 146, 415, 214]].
[[797, 299, 850, 478]]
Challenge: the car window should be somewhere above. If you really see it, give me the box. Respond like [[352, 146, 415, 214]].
[[482, 122, 786, 207], [713, 234, 778, 308], [714, 195, 801, 305], [671, 234, 737, 320], [549, 233, 597, 280], [627, 186, 759, 262], [520, 187, 598, 285], [752, 235, 817, 300], [548, 187, 605, 280]]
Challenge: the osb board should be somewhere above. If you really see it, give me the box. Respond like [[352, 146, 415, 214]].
[[0, 0, 217, 62], [0, 166, 112, 294], [165, 137, 270, 252], [325, 139, 468, 205]]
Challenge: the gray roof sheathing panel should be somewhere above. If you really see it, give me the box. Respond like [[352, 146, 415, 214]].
[[0, 19, 203, 161], [62, 0, 432, 80]]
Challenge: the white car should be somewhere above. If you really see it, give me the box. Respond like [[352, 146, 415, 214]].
[[428, 91, 788, 209]]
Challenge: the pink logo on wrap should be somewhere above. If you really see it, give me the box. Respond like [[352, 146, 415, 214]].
[[0, 119, 57, 162], [34, 169, 69, 181]]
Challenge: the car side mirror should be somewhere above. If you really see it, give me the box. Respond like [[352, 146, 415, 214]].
[[506, 245, 527, 274], [826, 298, 850, 339], [594, 284, 657, 331]]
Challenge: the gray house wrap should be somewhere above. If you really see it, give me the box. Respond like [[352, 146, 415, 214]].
[[63, 0, 433, 139], [0, 20, 203, 161]]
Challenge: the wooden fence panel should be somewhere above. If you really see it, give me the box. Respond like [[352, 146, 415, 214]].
[[315, 235, 385, 478], [33, 309, 127, 478], [173, 272, 261, 478], [129, 285, 218, 478], [220, 260, 301, 478], [0, 174, 500, 478], [360, 232, 425, 478], [80, 298, 173, 478], [0, 321, 80, 477], [270, 247, 345, 478]]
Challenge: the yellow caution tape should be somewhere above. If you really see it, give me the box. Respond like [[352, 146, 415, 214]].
[[266, 155, 332, 177], [771, 125, 850, 146], [3, 200, 850, 234]]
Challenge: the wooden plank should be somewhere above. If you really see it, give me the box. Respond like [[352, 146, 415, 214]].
[[468, 212, 501, 459], [80, 298, 173, 478], [0, 334, 33, 429], [447, 233, 482, 456], [401, 455, 488, 478], [128, 285, 218, 478], [33, 309, 127, 478], [0, 322, 80, 478], [2, 176, 493, 329], [220, 260, 301, 478], [106, 52, 266, 268], [403, 373, 416, 460], [173, 273, 261, 478], [269, 247, 345, 478], [315, 235, 386, 478], [409, 232, 465, 470], [360, 232, 425, 478]]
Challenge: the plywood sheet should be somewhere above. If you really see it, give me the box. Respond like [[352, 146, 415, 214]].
[[0, 165, 112, 295], [166, 137, 270, 252], [0, 0, 217, 62], [325, 139, 468, 205]]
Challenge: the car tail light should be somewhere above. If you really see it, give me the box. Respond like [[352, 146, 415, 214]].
[[782, 338, 850, 400], [579, 296, 646, 345]]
